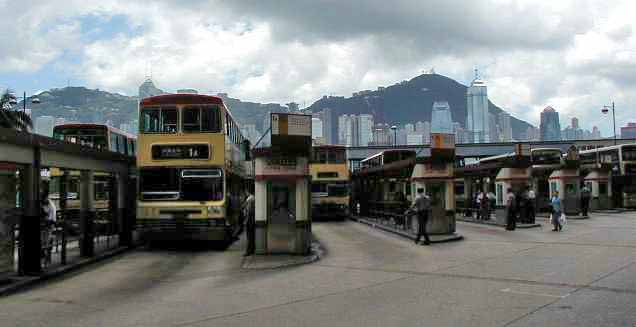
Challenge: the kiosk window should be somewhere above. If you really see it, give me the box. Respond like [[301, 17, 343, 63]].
[[599, 182, 608, 195]]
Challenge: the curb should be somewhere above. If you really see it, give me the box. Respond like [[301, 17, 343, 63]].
[[241, 239, 323, 270], [350, 216, 464, 244], [0, 245, 134, 297], [456, 218, 542, 229]]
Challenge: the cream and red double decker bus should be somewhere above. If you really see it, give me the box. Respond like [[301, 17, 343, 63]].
[[137, 93, 250, 242], [310, 145, 350, 219]]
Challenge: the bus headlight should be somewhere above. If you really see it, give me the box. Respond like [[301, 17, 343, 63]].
[[207, 206, 223, 215]]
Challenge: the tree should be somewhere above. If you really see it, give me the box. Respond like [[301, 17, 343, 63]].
[[0, 89, 33, 131]]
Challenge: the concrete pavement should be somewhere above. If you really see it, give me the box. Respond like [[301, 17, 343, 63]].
[[1, 212, 635, 326]]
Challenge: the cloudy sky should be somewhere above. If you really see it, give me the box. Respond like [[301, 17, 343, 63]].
[[1, 0, 635, 134]]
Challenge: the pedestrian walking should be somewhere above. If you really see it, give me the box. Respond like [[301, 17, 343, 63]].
[[527, 187, 536, 223], [581, 185, 591, 217], [476, 191, 484, 220], [242, 191, 256, 256], [505, 188, 517, 230], [406, 188, 431, 245], [551, 191, 563, 232]]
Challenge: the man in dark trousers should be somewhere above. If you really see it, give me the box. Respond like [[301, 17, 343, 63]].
[[406, 188, 431, 245], [242, 191, 256, 256], [506, 188, 517, 230], [581, 185, 591, 217]]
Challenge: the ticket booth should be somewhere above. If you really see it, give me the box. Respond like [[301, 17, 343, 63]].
[[584, 170, 612, 210], [409, 133, 456, 234], [494, 167, 531, 224], [252, 113, 312, 255], [549, 146, 582, 217]]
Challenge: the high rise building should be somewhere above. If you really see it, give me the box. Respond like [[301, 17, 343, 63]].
[[338, 115, 352, 146], [372, 123, 391, 146], [540, 106, 561, 141], [498, 111, 512, 142], [571, 117, 579, 130], [406, 134, 423, 145], [311, 118, 323, 140], [431, 101, 453, 134], [404, 123, 415, 133], [489, 113, 499, 143], [322, 108, 334, 144], [592, 126, 601, 139], [35, 116, 55, 137], [525, 126, 539, 141], [621, 123, 636, 139], [466, 74, 490, 143], [358, 114, 374, 146], [54, 117, 66, 126], [138, 78, 165, 99]]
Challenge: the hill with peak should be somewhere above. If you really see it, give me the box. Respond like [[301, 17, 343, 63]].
[[307, 73, 533, 140]]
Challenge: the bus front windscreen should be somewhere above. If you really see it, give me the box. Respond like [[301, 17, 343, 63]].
[[531, 150, 561, 165], [53, 127, 108, 150], [622, 146, 636, 161]]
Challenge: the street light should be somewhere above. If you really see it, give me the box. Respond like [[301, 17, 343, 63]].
[[601, 102, 616, 145], [390, 125, 397, 146], [9, 91, 41, 114]]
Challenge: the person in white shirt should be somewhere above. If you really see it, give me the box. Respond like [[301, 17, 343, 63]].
[[41, 190, 57, 265], [527, 187, 536, 223]]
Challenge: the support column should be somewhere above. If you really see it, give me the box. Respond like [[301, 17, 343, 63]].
[[117, 173, 132, 247], [20, 147, 41, 275], [80, 170, 94, 257]]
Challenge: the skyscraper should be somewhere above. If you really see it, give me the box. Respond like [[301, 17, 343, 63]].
[[571, 117, 579, 129], [489, 113, 499, 143], [431, 101, 453, 134], [540, 106, 561, 141], [322, 108, 334, 144], [621, 123, 636, 139], [358, 114, 374, 146], [498, 111, 512, 142], [338, 115, 352, 146], [592, 126, 601, 139], [138, 78, 165, 99], [311, 118, 323, 140], [35, 116, 55, 137], [466, 74, 490, 143]]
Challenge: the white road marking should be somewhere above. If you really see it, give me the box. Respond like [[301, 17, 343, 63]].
[[500, 288, 570, 299]]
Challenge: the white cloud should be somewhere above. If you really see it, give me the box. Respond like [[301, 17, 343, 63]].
[[1, 0, 635, 135]]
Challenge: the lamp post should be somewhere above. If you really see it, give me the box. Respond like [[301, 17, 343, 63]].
[[601, 102, 616, 145], [391, 125, 397, 146], [9, 91, 41, 114]]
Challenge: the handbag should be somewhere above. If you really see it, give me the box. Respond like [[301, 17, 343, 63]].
[[559, 213, 567, 226]]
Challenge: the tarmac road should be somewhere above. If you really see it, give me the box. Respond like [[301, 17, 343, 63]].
[[1, 212, 636, 326]]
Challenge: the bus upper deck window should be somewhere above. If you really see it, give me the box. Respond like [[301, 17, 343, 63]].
[[183, 106, 201, 132], [141, 107, 177, 133]]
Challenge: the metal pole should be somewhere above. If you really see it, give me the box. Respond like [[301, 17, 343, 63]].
[[612, 102, 617, 145], [23, 91, 26, 113], [394, 129, 397, 146]]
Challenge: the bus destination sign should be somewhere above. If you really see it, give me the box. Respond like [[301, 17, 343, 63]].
[[152, 144, 210, 160]]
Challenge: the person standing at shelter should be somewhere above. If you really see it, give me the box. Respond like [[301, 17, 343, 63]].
[[406, 188, 431, 245], [242, 191, 256, 256], [581, 185, 591, 217], [41, 189, 57, 266], [527, 187, 536, 223], [486, 190, 496, 220], [551, 191, 563, 232], [505, 188, 517, 230]]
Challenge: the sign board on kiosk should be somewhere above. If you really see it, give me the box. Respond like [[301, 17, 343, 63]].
[[271, 113, 312, 156], [430, 133, 455, 163]]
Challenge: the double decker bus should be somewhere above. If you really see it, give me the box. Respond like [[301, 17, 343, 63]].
[[53, 123, 137, 155], [310, 145, 349, 219], [136, 93, 250, 242], [579, 144, 636, 208], [49, 124, 137, 225], [530, 148, 563, 211]]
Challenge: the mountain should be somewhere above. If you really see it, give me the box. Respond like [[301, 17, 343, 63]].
[[306, 73, 534, 140], [25, 87, 290, 133], [30, 87, 138, 128]]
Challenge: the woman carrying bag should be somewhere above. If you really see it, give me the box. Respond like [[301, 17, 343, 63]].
[[550, 191, 563, 232]]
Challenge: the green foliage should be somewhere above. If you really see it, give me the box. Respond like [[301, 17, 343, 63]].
[[0, 89, 33, 131]]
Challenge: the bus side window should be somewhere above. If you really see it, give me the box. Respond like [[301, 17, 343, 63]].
[[109, 132, 118, 152], [118, 134, 126, 154], [127, 139, 133, 155]]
